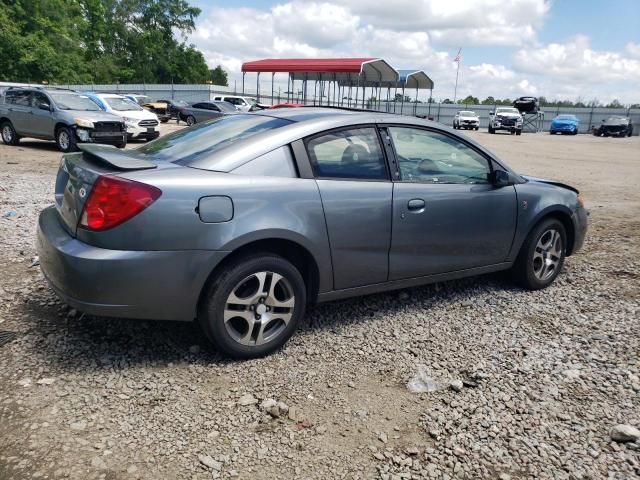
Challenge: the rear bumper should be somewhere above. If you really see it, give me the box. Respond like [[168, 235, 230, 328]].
[[37, 206, 228, 321]]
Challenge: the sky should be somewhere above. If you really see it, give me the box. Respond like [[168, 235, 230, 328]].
[[188, 0, 640, 104]]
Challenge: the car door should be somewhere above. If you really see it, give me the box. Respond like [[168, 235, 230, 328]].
[[30, 91, 56, 139], [305, 126, 393, 290], [385, 126, 517, 280], [190, 103, 208, 122], [5, 89, 33, 135]]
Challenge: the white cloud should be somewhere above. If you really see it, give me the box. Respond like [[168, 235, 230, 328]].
[[190, 1, 639, 104]]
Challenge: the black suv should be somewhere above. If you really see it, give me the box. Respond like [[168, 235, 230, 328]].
[[0, 87, 127, 152]]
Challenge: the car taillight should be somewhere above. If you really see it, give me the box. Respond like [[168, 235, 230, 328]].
[[79, 176, 161, 231]]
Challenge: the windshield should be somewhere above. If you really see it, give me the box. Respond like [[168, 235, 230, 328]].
[[459, 111, 476, 116], [104, 97, 142, 111], [137, 114, 292, 164], [51, 93, 101, 111], [496, 108, 519, 114], [556, 115, 577, 120]]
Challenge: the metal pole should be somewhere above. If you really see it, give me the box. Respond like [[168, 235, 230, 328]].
[[355, 75, 360, 107], [401, 86, 405, 115], [362, 85, 365, 109], [428, 88, 432, 117], [256, 72, 260, 101], [242, 72, 245, 94], [271, 73, 275, 105]]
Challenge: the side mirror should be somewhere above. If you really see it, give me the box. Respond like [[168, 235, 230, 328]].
[[490, 169, 513, 187], [489, 111, 494, 116], [38, 103, 51, 111]]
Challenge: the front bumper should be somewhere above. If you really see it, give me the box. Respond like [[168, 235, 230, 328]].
[[37, 206, 228, 321], [126, 124, 160, 139], [75, 127, 127, 146], [492, 121, 522, 131], [551, 124, 577, 133]]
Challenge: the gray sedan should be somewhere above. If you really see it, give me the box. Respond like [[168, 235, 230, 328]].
[[179, 100, 236, 125], [37, 108, 588, 358]]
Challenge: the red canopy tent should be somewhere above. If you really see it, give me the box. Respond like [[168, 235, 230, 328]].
[[241, 58, 399, 108]]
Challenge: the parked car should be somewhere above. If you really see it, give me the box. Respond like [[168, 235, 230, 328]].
[[453, 110, 480, 130], [141, 100, 171, 123], [152, 99, 189, 121], [179, 101, 236, 125], [592, 116, 633, 137], [488, 107, 523, 135], [0, 87, 126, 152], [211, 95, 268, 112], [37, 108, 588, 358], [513, 96, 539, 114], [269, 103, 305, 109], [84, 92, 160, 141], [550, 114, 579, 135]]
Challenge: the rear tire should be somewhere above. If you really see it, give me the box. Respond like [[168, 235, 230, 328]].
[[1, 121, 20, 146], [160, 118, 169, 123], [198, 253, 306, 359], [55, 126, 77, 152], [488, 125, 494, 134], [516, 129, 522, 136], [512, 218, 566, 290], [186, 115, 196, 126]]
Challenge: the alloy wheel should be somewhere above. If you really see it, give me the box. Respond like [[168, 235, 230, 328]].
[[2, 125, 13, 143], [223, 271, 295, 347], [58, 131, 70, 150], [532, 228, 563, 281]]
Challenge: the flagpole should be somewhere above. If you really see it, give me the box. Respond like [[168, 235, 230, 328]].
[[453, 47, 461, 103]]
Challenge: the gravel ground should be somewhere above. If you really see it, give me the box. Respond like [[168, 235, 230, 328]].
[[1, 125, 639, 480]]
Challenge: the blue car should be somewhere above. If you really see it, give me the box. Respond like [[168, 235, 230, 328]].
[[550, 114, 579, 135]]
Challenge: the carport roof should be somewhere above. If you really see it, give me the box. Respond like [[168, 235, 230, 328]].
[[241, 58, 399, 84], [397, 70, 434, 90]]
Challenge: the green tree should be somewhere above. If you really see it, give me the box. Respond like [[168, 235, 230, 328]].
[[481, 96, 495, 105], [458, 95, 479, 105], [209, 65, 229, 86]]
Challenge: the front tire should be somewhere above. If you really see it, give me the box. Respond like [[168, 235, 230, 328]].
[[186, 115, 196, 126], [198, 254, 306, 359], [1, 121, 20, 146], [516, 129, 522, 136], [488, 125, 495, 134], [55, 126, 77, 152], [512, 218, 566, 290]]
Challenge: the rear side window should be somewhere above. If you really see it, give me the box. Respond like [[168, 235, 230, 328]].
[[5, 90, 31, 106], [306, 127, 387, 180], [232, 146, 297, 178], [137, 114, 292, 164]]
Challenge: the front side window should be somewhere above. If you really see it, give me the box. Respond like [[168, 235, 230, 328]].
[[389, 127, 491, 184], [32, 92, 51, 108], [306, 127, 387, 180]]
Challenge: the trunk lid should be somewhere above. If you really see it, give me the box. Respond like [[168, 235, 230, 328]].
[[54, 145, 157, 236]]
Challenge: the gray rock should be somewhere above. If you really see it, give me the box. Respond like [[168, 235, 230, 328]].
[[237, 393, 258, 406], [449, 379, 464, 392], [610, 424, 640, 443], [198, 454, 222, 471]]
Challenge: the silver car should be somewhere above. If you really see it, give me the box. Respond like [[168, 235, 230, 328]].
[[37, 108, 588, 358], [0, 87, 127, 151], [179, 101, 236, 125]]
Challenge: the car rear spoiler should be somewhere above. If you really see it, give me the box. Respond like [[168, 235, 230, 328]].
[[77, 144, 157, 170]]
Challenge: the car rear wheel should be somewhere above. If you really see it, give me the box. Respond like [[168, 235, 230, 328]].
[[512, 218, 566, 290], [199, 253, 306, 359], [186, 115, 196, 126], [516, 129, 522, 136], [55, 127, 77, 152], [1, 121, 20, 146], [488, 125, 494, 134]]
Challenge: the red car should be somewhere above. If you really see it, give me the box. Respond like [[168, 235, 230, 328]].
[[269, 103, 305, 109]]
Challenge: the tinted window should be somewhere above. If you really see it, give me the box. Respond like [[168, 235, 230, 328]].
[[6, 90, 31, 106], [137, 114, 292, 164], [306, 127, 387, 180], [192, 103, 205, 109], [232, 146, 297, 178], [32, 92, 51, 108], [389, 127, 490, 184]]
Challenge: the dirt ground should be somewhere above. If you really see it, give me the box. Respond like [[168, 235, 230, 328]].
[[0, 123, 639, 480]]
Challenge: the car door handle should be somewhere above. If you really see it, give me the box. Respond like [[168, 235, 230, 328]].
[[407, 198, 425, 212]]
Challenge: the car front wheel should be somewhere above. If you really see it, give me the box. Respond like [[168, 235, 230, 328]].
[[1, 121, 20, 146], [56, 127, 77, 152], [199, 253, 306, 359], [186, 115, 196, 126], [512, 218, 566, 290]]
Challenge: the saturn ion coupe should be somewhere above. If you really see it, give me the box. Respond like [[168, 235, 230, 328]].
[[37, 108, 588, 358]]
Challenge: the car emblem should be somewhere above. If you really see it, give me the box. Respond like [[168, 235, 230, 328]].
[[79, 187, 86, 199]]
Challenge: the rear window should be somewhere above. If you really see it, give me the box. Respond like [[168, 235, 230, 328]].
[[136, 114, 292, 164]]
